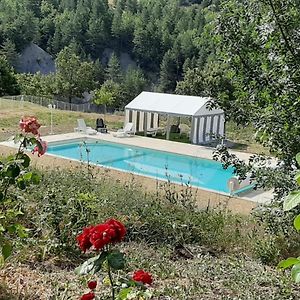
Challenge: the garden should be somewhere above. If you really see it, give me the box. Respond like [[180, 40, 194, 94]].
[[1, 117, 300, 300]]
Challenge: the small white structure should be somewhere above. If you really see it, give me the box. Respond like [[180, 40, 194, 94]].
[[125, 92, 225, 144]]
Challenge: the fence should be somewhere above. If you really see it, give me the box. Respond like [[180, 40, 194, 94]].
[[3, 95, 105, 114]]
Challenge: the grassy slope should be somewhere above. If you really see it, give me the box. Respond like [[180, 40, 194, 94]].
[[0, 98, 124, 142], [0, 98, 267, 154], [1, 243, 298, 300]]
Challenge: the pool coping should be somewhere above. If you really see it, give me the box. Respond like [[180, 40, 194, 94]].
[[0, 132, 274, 206]]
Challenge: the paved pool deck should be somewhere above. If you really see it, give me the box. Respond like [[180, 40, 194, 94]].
[[0, 132, 274, 212]]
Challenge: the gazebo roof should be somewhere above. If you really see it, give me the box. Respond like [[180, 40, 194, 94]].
[[125, 92, 224, 117]]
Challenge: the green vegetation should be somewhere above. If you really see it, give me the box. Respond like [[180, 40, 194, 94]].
[[0, 0, 217, 101], [0, 166, 299, 298]]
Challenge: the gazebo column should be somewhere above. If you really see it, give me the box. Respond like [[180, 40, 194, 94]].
[[143, 111, 148, 136], [166, 114, 171, 140], [190, 117, 195, 143], [125, 109, 130, 126]]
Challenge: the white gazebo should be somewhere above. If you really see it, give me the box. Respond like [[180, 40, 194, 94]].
[[125, 91, 225, 144]]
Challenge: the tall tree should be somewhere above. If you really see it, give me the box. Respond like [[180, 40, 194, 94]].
[[0, 56, 19, 96], [55, 46, 99, 102], [122, 67, 147, 107], [93, 80, 122, 112], [0, 39, 18, 67], [217, 0, 300, 164], [105, 53, 122, 83], [159, 50, 178, 92]]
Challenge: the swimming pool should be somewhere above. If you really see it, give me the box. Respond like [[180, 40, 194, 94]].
[[47, 139, 236, 194]]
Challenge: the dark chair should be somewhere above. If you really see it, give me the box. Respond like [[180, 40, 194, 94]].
[[170, 124, 180, 133], [96, 118, 108, 133]]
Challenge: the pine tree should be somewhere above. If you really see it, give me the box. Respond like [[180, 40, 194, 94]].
[[159, 50, 177, 93], [0, 56, 19, 96], [0, 39, 18, 67], [105, 52, 122, 83]]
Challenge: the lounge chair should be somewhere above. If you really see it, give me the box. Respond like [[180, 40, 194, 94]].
[[179, 124, 191, 137], [146, 128, 158, 137], [74, 119, 97, 135], [113, 122, 134, 137]]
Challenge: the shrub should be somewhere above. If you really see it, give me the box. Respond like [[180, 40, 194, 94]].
[[21, 168, 249, 258]]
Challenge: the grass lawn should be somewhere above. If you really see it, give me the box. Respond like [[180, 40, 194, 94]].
[[0, 98, 124, 142]]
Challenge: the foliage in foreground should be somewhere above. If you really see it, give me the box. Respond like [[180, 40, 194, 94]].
[[0, 164, 299, 298], [0, 116, 47, 264]]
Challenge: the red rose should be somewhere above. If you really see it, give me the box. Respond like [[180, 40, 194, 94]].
[[106, 219, 126, 243], [89, 223, 113, 250], [32, 139, 48, 157], [77, 226, 94, 252], [132, 270, 153, 285], [80, 292, 95, 300], [87, 281, 97, 290], [19, 116, 41, 135], [77, 220, 126, 252]]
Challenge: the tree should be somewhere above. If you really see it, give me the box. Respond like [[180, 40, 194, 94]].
[[55, 46, 99, 102], [159, 50, 178, 92], [0, 56, 19, 96], [122, 67, 147, 107], [217, 0, 300, 165], [176, 62, 236, 121], [105, 53, 122, 83], [0, 40, 18, 67], [93, 80, 122, 113]]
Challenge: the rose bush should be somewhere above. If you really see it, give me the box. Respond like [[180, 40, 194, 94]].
[[76, 219, 153, 300], [0, 116, 46, 264]]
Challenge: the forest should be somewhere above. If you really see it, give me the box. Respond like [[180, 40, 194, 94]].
[[0, 0, 220, 105], [0, 0, 299, 169]]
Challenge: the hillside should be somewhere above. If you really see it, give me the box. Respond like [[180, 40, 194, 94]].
[[0, 98, 123, 141]]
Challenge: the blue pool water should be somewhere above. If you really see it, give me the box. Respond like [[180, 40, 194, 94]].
[[47, 140, 235, 193]]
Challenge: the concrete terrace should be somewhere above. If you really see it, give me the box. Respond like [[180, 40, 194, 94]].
[[0, 132, 274, 212]]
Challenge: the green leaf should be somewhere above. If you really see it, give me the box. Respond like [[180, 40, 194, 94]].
[[294, 214, 300, 231], [107, 250, 125, 270], [22, 172, 32, 181], [278, 257, 300, 269], [15, 224, 28, 238], [17, 178, 26, 190], [19, 153, 30, 168], [295, 171, 300, 186], [0, 192, 3, 202], [5, 164, 20, 178], [296, 153, 300, 166], [118, 288, 133, 300], [2, 243, 12, 260], [75, 252, 108, 275], [283, 191, 300, 211], [291, 263, 300, 283], [30, 173, 41, 185]]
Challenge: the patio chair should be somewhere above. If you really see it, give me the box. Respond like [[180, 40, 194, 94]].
[[113, 122, 135, 137], [96, 118, 108, 133], [74, 119, 97, 135], [179, 124, 191, 137], [146, 128, 158, 137]]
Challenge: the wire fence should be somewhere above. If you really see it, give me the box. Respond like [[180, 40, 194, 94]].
[[3, 95, 105, 114]]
